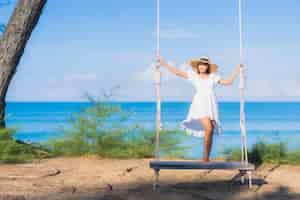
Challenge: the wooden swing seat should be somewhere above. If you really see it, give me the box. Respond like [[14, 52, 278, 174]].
[[150, 160, 255, 171]]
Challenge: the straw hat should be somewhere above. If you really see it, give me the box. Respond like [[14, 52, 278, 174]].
[[189, 56, 218, 73]]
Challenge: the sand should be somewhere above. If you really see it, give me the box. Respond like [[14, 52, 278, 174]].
[[0, 156, 299, 200]]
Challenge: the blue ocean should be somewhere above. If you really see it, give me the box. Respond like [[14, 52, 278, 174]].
[[6, 102, 300, 158]]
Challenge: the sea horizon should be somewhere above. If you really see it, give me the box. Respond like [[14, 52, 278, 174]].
[[5, 100, 300, 103]]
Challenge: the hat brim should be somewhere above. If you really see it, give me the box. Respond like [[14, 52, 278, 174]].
[[189, 60, 218, 73]]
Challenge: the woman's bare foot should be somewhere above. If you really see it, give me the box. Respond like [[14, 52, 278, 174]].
[[203, 158, 210, 162]]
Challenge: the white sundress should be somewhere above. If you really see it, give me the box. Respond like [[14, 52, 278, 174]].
[[180, 69, 223, 138]]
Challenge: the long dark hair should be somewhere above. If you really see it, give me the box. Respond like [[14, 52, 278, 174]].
[[196, 62, 210, 74]]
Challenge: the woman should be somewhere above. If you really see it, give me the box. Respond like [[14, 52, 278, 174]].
[[158, 56, 241, 162]]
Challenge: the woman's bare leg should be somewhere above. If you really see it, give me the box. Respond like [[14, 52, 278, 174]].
[[200, 117, 214, 162]]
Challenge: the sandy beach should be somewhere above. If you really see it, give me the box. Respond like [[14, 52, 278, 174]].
[[0, 156, 300, 200]]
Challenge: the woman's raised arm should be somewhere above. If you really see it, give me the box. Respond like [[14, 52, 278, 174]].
[[158, 57, 188, 79], [219, 64, 242, 85]]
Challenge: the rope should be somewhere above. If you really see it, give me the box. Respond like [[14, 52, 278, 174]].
[[156, 0, 160, 61], [238, 0, 249, 164], [154, 0, 161, 160]]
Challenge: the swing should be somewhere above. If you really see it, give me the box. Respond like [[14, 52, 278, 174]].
[[149, 0, 255, 190]]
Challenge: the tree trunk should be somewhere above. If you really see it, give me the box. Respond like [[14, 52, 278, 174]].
[[0, 0, 47, 127]]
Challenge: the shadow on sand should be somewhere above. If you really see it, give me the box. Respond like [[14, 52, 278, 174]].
[[1, 177, 299, 200]]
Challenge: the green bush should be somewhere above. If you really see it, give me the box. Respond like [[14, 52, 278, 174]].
[[46, 95, 189, 158], [223, 139, 300, 165], [286, 150, 300, 164], [0, 128, 49, 163]]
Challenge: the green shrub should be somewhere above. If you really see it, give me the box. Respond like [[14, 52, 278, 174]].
[[46, 95, 189, 158], [0, 128, 14, 140], [223, 139, 300, 165], [0, 128, 50, 163], [286, 150, 300, 164]]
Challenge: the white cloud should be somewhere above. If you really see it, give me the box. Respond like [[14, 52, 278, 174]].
[[63, 73, 98, 81], [160, 28, 200, 40], [133, 61, 190, 82], [133, 63, 156, 82], [244, 79, 300, 101], [278, 80, 300, 97]]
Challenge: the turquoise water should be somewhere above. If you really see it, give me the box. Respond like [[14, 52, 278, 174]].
[[6, 102, 300, 158]]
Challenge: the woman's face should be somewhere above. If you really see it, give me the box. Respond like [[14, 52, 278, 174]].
[[197, 63, 209, 73]]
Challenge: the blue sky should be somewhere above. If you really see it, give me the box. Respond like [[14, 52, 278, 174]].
[[0, 0, 299, 102]]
